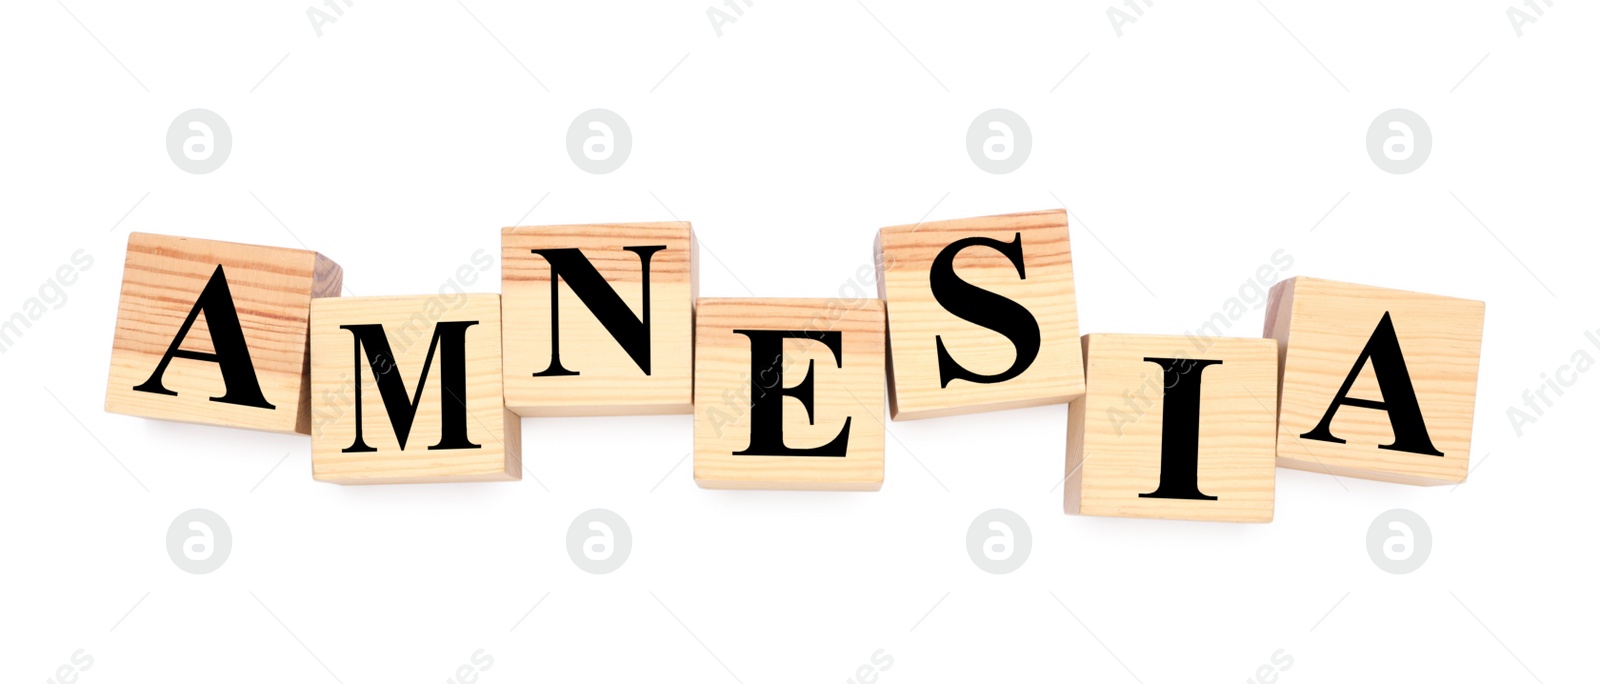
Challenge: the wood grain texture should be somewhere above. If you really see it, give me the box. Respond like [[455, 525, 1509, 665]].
[[693, 298, 886, 490], [309, 294, 520, 485], [1066, 334, 1279, 522], [104, 232, 341, 434], [1266, 277, 1485, 486], [876, 209, 1084, 420], [501, 222, 695, 416]]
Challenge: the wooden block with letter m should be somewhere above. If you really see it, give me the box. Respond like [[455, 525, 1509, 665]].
[[1266, 276, 1485, 486], [309, 294, 519, 484], [693, 298, 886, 490], [501, 222, 696, 416], [876, 209, 1084, 420], [104, 232, 342, 434]]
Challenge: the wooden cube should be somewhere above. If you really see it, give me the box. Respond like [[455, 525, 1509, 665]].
[[1266, 277, 1485, 486], [309, 294, 519, 484], [105, 233, 341, 434], [501, 222, 696, 417], [1066, 334, 1279, 522], [693, 298, 886, 490], [876, 209, 1084, 420]]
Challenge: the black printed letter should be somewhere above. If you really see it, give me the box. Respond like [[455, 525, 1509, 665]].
[[1300, 312, 1443, 456], [529, 246, 666, 377], [341, 321, 480, 453], [731, 329, 850, 457], [929, 233, 1042, 388], [1139, 357, 1223, 501], [132, 265, 274, 409]]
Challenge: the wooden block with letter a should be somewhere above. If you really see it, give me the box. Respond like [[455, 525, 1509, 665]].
[[876, 209, 1084, 420], [1066, 334, 1279, 522], [105, 232, 342, 434], [501, 222, 696, 416], [309, 294, 519, 484], [1266, 276, 1485, 485], [693, 298, 886, 490]]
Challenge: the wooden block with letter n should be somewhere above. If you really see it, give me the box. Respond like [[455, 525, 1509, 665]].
[[501, 222, 696, 416], [1266, 276, 1485, 486], [105, 232, 342, 434], [693, 298, 886, 490], [1066, 334, 1279, 522], [309, 294, 519, 484], [876, 209, 1084, 420]]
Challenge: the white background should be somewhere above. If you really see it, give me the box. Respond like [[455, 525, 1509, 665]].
[[2, 1, 1595, 682]]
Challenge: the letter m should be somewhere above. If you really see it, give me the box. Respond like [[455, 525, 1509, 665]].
[[341, 321, 481, 453]]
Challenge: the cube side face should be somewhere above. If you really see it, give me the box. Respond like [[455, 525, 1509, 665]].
[[1069, 334, 1278, 522], [693, 298, 886, 490], [310, 294, 519, 484], [104, 233, 331, 434], [501, 223, 694, 417], [878, 209, 1084, 420], [1272, 277, 1485, 486]]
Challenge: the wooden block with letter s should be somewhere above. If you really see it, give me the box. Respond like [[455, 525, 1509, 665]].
[[693, 298, 886, 490], [309, 294, 519, 484], [501, 222, 696, 417], [876, 209, 1084, 420], [1266, 276, 1485, 486], [1066, 334, 1279, 522], [104, 232, 342, 434]]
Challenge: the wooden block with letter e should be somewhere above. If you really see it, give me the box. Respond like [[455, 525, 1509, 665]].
[[693, 298, 886, 490], [876, 209, 1084, 420], [1066, 334, 1279, 522], [1266, 276, 1485, 486], [309, 294, 519, 484], [104, 232, 342, 434], [502, 222, 696, 416]]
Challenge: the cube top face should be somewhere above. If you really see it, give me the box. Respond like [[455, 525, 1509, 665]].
[[105, 232, 341, 435], [1067, 334, 1279, 523], [693, 298, 886, 491], [309, 294, 519, 485], [501, 222, 696, 417], [876, 209, 1084, 420], [1268, 277, 1485, 486]]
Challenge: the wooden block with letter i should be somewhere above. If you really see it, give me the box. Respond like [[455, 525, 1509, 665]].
[[693, 298, 886, 491], [309, 294, 519, 484], [1266, 276, 1485, 486], [1066, 334, 1279, 522], [105, 232, 342, 434], [501, 222, 696, 416], [876, 209, 1084, 420]]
